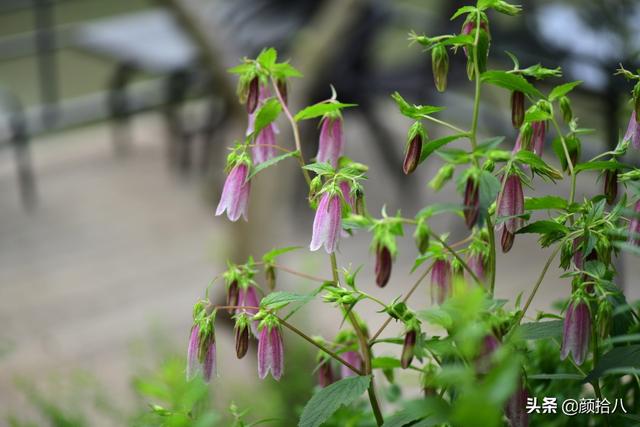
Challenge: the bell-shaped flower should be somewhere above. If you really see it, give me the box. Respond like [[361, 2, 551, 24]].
[[215, 163, 251, 222], [340, 350, 363, 378], [186, 324, 217, 382], [624, 111, 640, 149], [431, 259, 452, 305], [317, 359, 335, 388], [467, 252, 487, 283], [560, 299, 591, 365], [316, 115, 344, 167], [531, 121, 546, 156], [310, 191, 342, 253], [257, 320, 284, 380], [497, 173, 524, 253]]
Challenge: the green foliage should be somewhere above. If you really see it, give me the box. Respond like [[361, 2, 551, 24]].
[[298, 376, 371, 427]]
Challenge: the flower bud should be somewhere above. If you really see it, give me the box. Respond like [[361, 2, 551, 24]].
[[414, 221, 430, 254], [401, 329, 417, 369], [501, 228, 515, 253], [226, 280, 239, 313], [375, 245, 393, 288], [560, 96, 572, 123], [463, 177, 479, 229], [265, 265, 277, 292], [317, 359, 334, 388], [494, 0, 522, 15], [429, 164, 454, 191], [402, 126, 423, 175], [431, 259, 452, 305], [235, 320, 250, 359], [246, 77, 259, 114], [532, 121, 547, 157], [431, 45, 449, 92], [341, 351, 363, 378], [277, 78, 288, 106], [354, 188, 366, 216], [510, 91, 524, 129], [467, 253, 487, 283], [560, 299, 591, 365], [258, 319, 284, 380], [604, 169, 618, 205]]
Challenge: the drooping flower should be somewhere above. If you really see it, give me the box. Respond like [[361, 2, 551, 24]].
[[340, 351, 363, 378], [238, 285, 260, 336], [628, 200, 640, 245], [467, 252, 487, 283], [511, 90, 524, 129], [402, 133, 423, 175], [234, 316, 250, 359], [624, 111, 640, 149], [186, 324, 201, 380], [463, 177, 479, 229], [506, 382, 530, 427], [531, 121, 546, 157], [215, 163, 251, 222], [497, 173, 524, 253], [226, 279, 239, 314], [246, 77, 259, 114], [339, 181, 354, 210], [317, 359, 335, 388], [316, 116, 344, 167], [257, 322, 284, 380], [246, 85, 278, 164], [560, 299, 591, 365], [186, 322, 217, 382], [431, 259, 452, 305], [604, 169, 618, 205], [401, 328, 417, 369], [375, 245, 392, 288], [310, 192, 342, 253]]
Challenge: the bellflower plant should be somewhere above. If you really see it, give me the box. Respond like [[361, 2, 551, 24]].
[[179, 3, 640, 425]]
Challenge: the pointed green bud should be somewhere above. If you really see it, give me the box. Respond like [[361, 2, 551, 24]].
[[560, 96, 573, 124], [431, 45, 449, 93], [414, 221, 430, 254], [403, 122, 426, 175], [493, 1, 522, 16], [429, 164, 455, 191]]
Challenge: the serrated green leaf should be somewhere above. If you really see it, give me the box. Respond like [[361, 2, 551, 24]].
[[303, 162, 335, 176], [227, 63, 255, 75], [439, 34, 474, 46], [257, 48, 277, 69], [481, 70, 544, 98], [515, 320, 563, 340], [262, 246, 300, 263], [260, 291, 313, 310], [450, 5, 477, 20], [548, 81, 582, 101], [298, 376, 371, 427], [294, 102, 356, 121], [252, 99, 282, 135], [272, 62, 303, 78], [516, 220, 568, 235], [419, 134, 465, 163], [585, 345, 640, 382], [574, 161, 627, 174], [248, 151, 299, 180], [514, 150, 563, 180], [524, 108, 552, 122], [372, 357, 402, 369], [524, 196, 568, 211]]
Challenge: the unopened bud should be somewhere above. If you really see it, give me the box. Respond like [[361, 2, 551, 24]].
[[265, 265, 276, 291], [414, 222, 430, 254], [246, 77, 259, 114], [501, 229, 515, 253], [227, 280, 239, 314], [511, 91, 524, 129], [432, 45, 449, 92], [401, 329, 417, 369], [604, 169, 618, 205], [403, 134, 423, 175], [463, 177, 479, 229], [493, 0, 522, 16], [429, 164, 454, 191], [354, 188, 366, 216], [234, 321, 249, 359], [560, 96, 572, 123], [317, 359, 334, 388], [375, 245, 392, 288]]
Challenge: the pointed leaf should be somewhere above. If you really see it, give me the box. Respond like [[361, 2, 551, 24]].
[[298, 376, 371, 427], [248, 151, 300, 180]]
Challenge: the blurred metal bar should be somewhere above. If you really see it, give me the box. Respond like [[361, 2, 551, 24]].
[[32, 0, 60, 128]]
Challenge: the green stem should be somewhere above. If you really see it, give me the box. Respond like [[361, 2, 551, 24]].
[[423, 115, 468, 135], [486, 216, 497, 296], [271, 263, 331, 283]]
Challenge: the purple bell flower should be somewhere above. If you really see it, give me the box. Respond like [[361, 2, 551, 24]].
[[624, 111, 640, 149], [497, 173, 524, 253], [310, 192, 342, 253], [340, 350, 363, 378], [431, 259, 452, 305], [215, 163, 251, 222], [316, 116, 344, 167], [560, 300, 591, 365], [186, 324, 217, 382], [531, 121, 546, 157], [467, 253, 487, 283], [258, 324, 284, 380]]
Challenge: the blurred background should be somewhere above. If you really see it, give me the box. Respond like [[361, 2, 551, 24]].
[[1, 0, 639, 425]]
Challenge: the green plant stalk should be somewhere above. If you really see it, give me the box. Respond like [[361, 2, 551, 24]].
[[549, 116, 577, 204], [330, 253, 384, 426]]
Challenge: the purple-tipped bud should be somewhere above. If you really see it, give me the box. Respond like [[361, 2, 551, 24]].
[[215, 163, 251, 222], [497, 174, 524, 253], [628, 200, 640, 245], [604, 169, 618, 205], [624, 111, 640, 149], [432, 45, 449, 93], [186, 325, 201, 380], [277, 79, 288, 106], [317, 360, 335, 388], [340, 351, 363, 378], [463, 177, 479, 229], [506, 383, 529, 427], [375, 245, 392, 288], [467, 253, 487, 283], [476, 334, 500, 374], [560, 300, 591, 365], [226, 280, 239, 314], [316, 116, 344, 167], [531, 121, 546, 157], [310, 192, 342, 253], [511, 91, 525, 129], [235, 322, 249, 359], [238, 285, 260, 336], [431, 259, 452, 305], [403, 134, 423, 175], [246, 77, 259, 114], [401, 329, 417, 369], [258, 325, 284, 380]]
